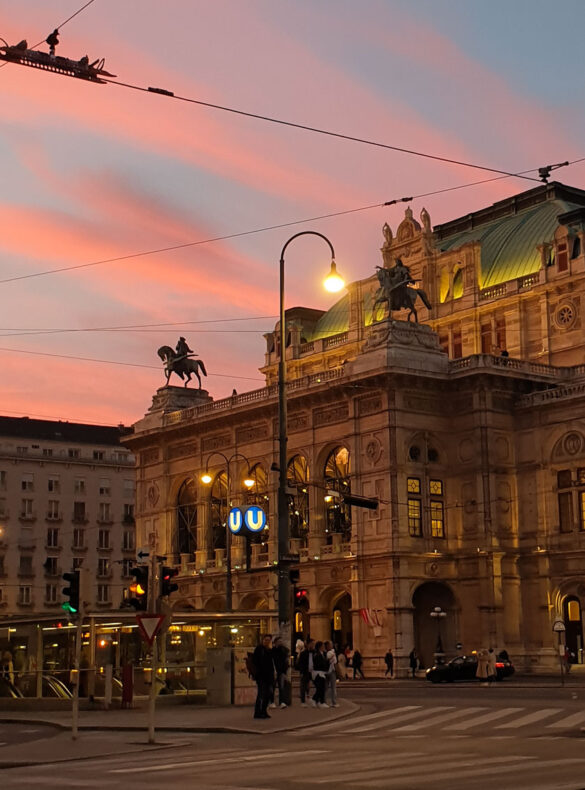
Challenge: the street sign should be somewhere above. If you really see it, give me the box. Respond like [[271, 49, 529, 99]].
[[244, 505, 267, 534], [136, 614, 165, 646], [136, 547, 150, 565], [228, 508, 244, 534], [553, 619, 566, 632]]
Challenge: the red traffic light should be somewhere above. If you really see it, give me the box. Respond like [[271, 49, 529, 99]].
[[295, 588, 308, 599]]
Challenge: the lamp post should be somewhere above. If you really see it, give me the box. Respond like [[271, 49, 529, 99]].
[[277, 231, 343, 648], [201, 452, 254, 612], [430, 606, 447, 658]]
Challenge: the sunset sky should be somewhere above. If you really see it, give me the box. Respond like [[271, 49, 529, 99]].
[[1, 0, 585, 426]]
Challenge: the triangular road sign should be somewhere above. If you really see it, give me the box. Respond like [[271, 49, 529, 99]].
[[136, 613, 165, 646]]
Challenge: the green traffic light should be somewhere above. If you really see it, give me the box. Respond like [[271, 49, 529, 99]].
[[62, 602, 77, 613]]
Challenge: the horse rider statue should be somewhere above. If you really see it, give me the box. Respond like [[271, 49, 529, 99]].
[[157, 337, 208, 389], [372, 258, 432, 323]]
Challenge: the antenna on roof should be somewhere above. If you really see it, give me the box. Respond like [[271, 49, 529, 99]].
[[538, 161, 569, 183]]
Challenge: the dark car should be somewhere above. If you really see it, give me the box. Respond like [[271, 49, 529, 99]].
[[425, 655, 515, 683]]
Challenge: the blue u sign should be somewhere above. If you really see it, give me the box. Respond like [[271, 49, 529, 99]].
[[228, 508, 243, 534], [228, 506, 267, 536]]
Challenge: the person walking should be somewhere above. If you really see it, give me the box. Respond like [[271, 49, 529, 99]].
[[311, 641, 329, 707], [325, 641, 339, 706], [297, 639, 314, 706], [252, 634, 275, 719], [476, 648, 490, 686], [352, 648, 365, 679], [270, 636, 290, 708], [384, 648, 394, 678], [409, 648, 418, 678]]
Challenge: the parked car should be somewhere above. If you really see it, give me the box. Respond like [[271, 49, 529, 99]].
[[0, 676, 23, 698], [16, 673, 73, 698], [426, 655, 515, 683]]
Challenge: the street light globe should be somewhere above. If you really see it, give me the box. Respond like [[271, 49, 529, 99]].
[[323, 260, 345, 293], [201, 472, 212, 485], [243, 477, 255, 489]]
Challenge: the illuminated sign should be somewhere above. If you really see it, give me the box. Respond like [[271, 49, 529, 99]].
[[228, 506, 267, 536]]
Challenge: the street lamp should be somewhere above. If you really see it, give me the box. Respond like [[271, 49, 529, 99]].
[[201, 451, 254, 612], [277, 231, 343, 648], [430, 606, 447, 656]]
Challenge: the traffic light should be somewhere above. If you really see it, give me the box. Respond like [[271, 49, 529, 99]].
[[294, 587, 308, 603], [62, 570, 80, 614], [160, 566, 179, 597], [129, 566, 149, 610]]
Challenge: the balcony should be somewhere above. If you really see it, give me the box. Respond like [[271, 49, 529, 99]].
[[17, 597, 34, 607], [72, 514, 88, 524], [18, 513, 37, 523], [71, 544, 87, 552], [45, 513, 62, 523]]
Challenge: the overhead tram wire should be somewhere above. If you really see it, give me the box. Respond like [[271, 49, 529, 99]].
[[0, 159, 580, 288], [106, 77, 540, 184]]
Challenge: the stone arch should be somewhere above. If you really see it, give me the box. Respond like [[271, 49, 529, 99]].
[[239, 592, 269, 611], [550, 430, 585, 463], [175, 478, 197, 559], [412, 581, 458, 669], [202, 595, 225, 612], [552, 579, 585, 661], [452, 266, 464, 299], [439, 266, 451, 303], [405, 432, 447, 466]]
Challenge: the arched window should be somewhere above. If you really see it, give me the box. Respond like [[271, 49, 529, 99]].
[[452, 268, 463, 299], [210, 471, 228, 551], [246, 463, 270, 545], [287, 455, 310, 545], [324, 446, 351, 543], [439, 268, 450, 303], [176, 479, 197, 556]]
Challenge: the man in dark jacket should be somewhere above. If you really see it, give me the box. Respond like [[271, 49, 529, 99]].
[[253, 634, 275, 719], [271, 637, 290, 708], [297, 639, 314, 706]]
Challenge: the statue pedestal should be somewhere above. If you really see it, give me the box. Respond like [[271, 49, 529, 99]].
[[148, 386, 212, 414]]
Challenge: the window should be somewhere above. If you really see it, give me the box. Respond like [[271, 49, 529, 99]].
[[438, 334, 449, 354], [19, 555, 33, 576], [407, 478, 422, 537], [324, 447, 352, 544], [73, 501, 86, 522], [16, 446, 28, 455], [175, 478, 196, 557], [45, 584, 57, 603], [123, 479, 135, 498], [97, 558, 110, 578], [123, 504, 135, 524], [558, 470, 575, 532], [571, 236, 581, 259], [122, 558, 133, 578], [452, 326, 462, 358], [68, 448, 80, 459], [122, 530, 135, 551], [0, 555, 4, 575], [73, 528, 85, 549], [47, 500, 60, 519], [74, 478, 86, 494], [98, 502, 111, 523], [21, 498, 34, 518], [0, 470, 6, 490], [48, 476, 60, 493], [97, 584, 110, 603], [452, 268, 463, 300], [557, 242, 568, 272], [495, 315, 506, 352], [98, 529, 110, 550], [46, 527, 59, 548], [44, 556, 58, 575], [21, 473, 34, 492], [287, 455, 310, 545], [18, 586, 32, 605], [42, 448, 53, 458], [114, 451, 129, 463], [93, 450, 105, 461], [72, 557, 84, 570], [430, 500, 445, 538], [99, 478, 111, 496], [210, 473, 228, 552], [0, 498, 6, 518], [480, 322, 492, 354]]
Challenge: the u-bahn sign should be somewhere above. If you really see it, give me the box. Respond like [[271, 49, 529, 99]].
[[228, 506, 267, 537]]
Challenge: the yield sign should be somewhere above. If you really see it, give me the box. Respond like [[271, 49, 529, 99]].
[[136, 613, 165, 646]]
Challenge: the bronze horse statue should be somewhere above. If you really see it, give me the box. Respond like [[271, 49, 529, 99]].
[[372, 263, 432, 323], [157, 346, 207, 389]]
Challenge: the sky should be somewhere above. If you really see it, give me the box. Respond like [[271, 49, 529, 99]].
[[1, 0, 585, 427]]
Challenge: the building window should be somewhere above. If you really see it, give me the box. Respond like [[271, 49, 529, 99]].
[[21, 498, 34, 518], [122, 558, 133, 578], [480, 322, 492, 354], [74, 478, 86, 494], [48, 475, 60, 493], [98, 558, 110, 578], [287, 455, 310, 545], [19, 555, 33, 576], [47, 500, 60, 519], [122, 530, 135, 551], [557, 242, 568, 272], [430, 500, 445, 538], [407, 478, 422, 537], [558, 470, 575, 532], [99, 478, 111, 496], [47, 527, 59, 548], [98, 502, 112, 523], [43, 556, 58, 576], [68, 448, 80, 459], [210, 473, 228, 552], [73, 528, 85, 549], [93, 450, 105, 461], [452, 268, 464, 299], [123, 504, 135, 524], [98, 529, 110, 550], [324, 446, 351, 544], [18, 586, 32, 605], [21, 473, 34, 492], [97, 584, 110, 603], [495, 315, 506, 352], [0, 498, 6, 518], [452, 326, 462, 358], [72, 557, 84, 570], [16, 446, 28, 455], [123, 479, 135, 498], [42, 448, 53, 458], [73, 501, 86, 523], [0, 470, 6, 490], [246, 464, 270, 548], [0, 555, 4, 576], [571, 236, 581, 259], [45, 583, 57, 603]]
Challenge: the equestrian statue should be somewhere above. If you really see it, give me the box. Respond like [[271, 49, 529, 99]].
[[372, 258, 432, 323], [157, 336, 208, 389]]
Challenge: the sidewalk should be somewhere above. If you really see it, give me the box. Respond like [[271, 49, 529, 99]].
[[0, 697, 359, 769]]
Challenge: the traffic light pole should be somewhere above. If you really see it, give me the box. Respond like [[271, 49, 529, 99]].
[[147, 553, 159, 744], [71, 617, 82, 739]]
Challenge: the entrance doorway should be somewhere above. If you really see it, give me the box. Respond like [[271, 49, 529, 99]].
[[331, 592, 352, 649], [563, 596, 584, 664], [412, 582, 457, 669]]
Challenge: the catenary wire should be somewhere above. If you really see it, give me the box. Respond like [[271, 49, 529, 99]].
[[0, 160, 579, 288]]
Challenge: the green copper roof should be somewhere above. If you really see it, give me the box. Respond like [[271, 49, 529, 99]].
[[311, 293, 350, 339], [438, 198, 581, 288]]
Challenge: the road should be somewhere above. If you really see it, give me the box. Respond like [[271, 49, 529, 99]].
[[3, 681, 585, 789], [0, 722, 60, 747]]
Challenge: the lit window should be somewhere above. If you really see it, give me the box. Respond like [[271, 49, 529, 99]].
[[407, 478, 421, 494], [431, 500, 445, 538], [430, 480, 443, 496], [408, 499, 422, 537]]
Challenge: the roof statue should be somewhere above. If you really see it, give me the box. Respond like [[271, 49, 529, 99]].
[[382, 222, 393, 248], [372, 258, 432, 323], [420, 207, 431, 234], [157, 337, 207, 388]]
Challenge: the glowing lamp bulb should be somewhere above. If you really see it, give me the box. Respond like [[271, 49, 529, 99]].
[[201, 472, 212, 485], [243, 477, 255, 489], [323, 260, 345, 293]]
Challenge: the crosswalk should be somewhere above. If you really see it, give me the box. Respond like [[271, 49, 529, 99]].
[[292, 704, 585, 737]]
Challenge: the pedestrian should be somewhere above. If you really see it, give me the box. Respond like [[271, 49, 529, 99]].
[[325, 640, 339, 706], [269, 636, 289, 709], [336, 649, 347, 680], [409, 648, 418, 678], [475, 648, 490, 686], [252, 634, 275, 719], [1, 651, 14, 684], [297, 638, 314, 706], [311, 641, 329, 707], [487, 648, 497, 683], [352, 648, 365, 679], [384, 648, 394, 678]]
